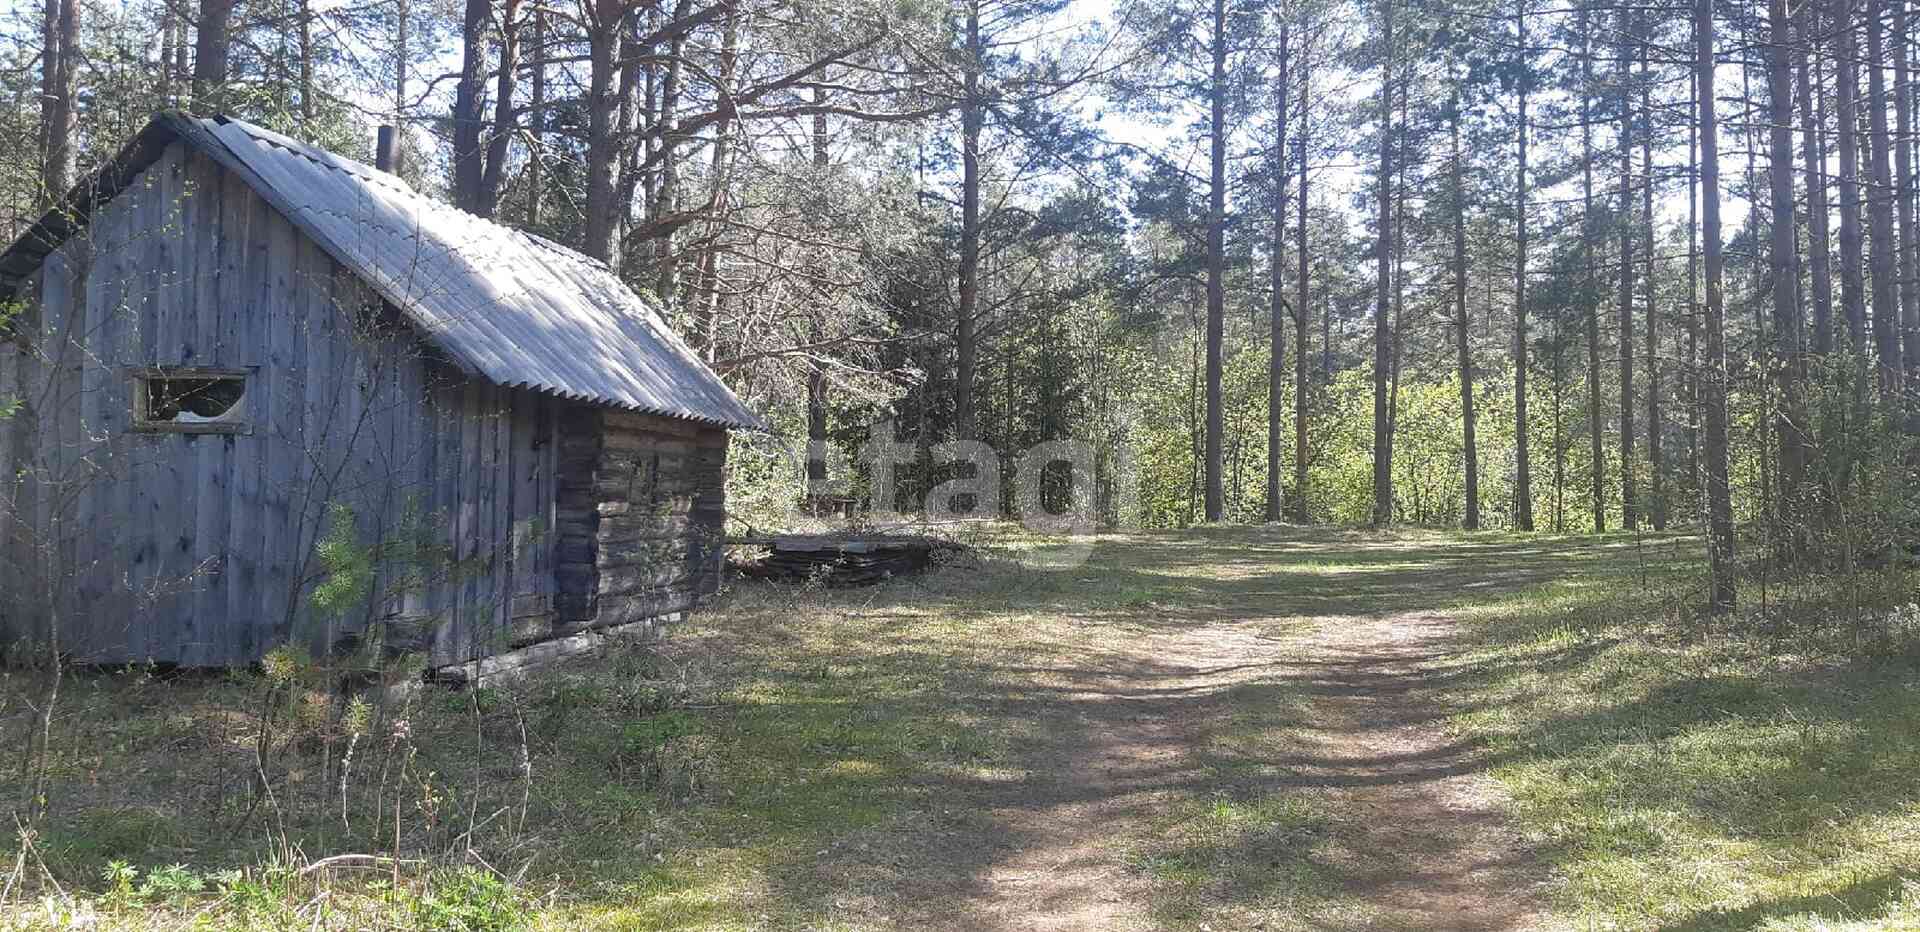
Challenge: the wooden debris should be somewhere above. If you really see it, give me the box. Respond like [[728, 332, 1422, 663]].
[[425, 612, 680, 687], [732, 535, 960, 587]]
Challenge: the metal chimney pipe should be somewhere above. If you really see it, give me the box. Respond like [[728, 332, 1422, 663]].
[[375, 125, 397, 173]]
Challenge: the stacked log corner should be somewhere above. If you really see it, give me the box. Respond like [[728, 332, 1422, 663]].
[[555, 406, 727, 638]]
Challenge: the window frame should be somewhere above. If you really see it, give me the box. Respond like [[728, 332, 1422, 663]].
[[128, 366, 254, 435]]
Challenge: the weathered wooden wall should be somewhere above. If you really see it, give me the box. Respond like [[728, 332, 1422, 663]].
[[554, 408, 727, 636], [0, 141, 560, 667]]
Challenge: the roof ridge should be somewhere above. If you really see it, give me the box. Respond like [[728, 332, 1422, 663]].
[[211, 115, 413, 195], [0, 111, 768, 431], [214, 115, 628, 280]]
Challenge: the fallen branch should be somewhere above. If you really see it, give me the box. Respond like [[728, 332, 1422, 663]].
[[296, 854, 420, 877]]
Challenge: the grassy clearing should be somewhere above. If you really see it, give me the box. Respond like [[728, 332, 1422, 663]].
[[1446, 540, 1920, 931], [3, 526, 1918, 929], [0, 536, 1082, 930]]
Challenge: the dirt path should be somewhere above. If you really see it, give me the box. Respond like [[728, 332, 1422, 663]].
[[906, 610, 1552, 931], [1276, 612, 1553, 930]]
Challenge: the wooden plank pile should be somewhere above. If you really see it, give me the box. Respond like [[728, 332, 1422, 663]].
[[734, 535, 958, 586]]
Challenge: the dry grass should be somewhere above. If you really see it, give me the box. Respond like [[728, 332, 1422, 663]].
[[2, 526, 1917, 930]]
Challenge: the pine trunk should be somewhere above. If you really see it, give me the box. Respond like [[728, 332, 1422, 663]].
[[527, 8, 546, 226], [1205, 0, 1229, 521], [1372, 0, 1396, 528], [1642, 36, 1665, 530], [1452, 75, 1480, 531], [1698, 0, 1738, 612], [1581, 6, 1604, 532], [479, 0, 522, 215], [1798, 1, 1836, 355], [1294, 55, 1313, 523], [956, 0, 984, 443], [1513, 0, 1534, 531], [192, 0, 234, 113], [1768, 0, 1809, 540], [1618, 11, 1638, 530], [38, 0, 76, 206], [451, 0, 489, 212], [1895, 0, 1918, 381], [1267, 25, 1291, 523], [1866, 0, 1903, 398], [582, 0, 622, 264], [1836, 0, 1868, 354]]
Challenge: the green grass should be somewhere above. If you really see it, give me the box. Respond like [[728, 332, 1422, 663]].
[[2, 525, 1918, 929], [1445, 543, 1920, 930]]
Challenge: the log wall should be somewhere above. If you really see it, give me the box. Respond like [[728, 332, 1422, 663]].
[[554, 407, 728, 636]]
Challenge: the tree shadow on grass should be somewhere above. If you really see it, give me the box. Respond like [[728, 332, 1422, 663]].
[[1654, 870, 1910, 931], [687, 527, 1641, 928], [707, 527, 1920, 929]]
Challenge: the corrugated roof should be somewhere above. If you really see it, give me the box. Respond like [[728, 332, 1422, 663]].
[[1, 113, 767, 431]]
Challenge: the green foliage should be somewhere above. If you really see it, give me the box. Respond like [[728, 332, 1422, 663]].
[[311, 502, 375, 618], [97, 861, 211, 906], [413, 867, 529, 932]]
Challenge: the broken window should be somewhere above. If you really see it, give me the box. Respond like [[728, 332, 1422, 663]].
[[132, 368, 250, 433]]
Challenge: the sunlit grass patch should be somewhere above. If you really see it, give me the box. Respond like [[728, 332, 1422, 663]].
[[13, 523, 1910, 929], [1446, 545, 1920, 931]]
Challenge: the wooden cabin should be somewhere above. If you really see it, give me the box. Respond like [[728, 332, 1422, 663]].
[[0, 113, 766, 670]]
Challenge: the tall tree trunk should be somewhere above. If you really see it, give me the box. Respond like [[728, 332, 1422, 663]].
[[1866, 0, 1903, 398], [1836, 0, 1868, 355], [807, 97, 830, 499], [616, 7, 649, 274], [1642, 34, 1666, 530], [1513, 0, 1534, 531], [689, 10, 740, 324], [1895, 0, 1918, 382], [160, 3, 177, 105], [1205, 0, 1228, 521], [479, 0, 523, 216], [582, 0, 623, 264], [1266, 24, 1290, 523], [1799, 1, 1836, 356], [1581, 4, 1604, 532], [1294, 52, 1312, 523], [1372, 0, 1396, 528], [1387, 78, 1408, 459], [955, 0, 983, 442], [651, 0, 686, 299], [1552, 315, 1566, 530], [192, 0, 235, 113], [527, 7, 546, 226], [1698, 0, 1737, 612], [1618, 9, 1638, 530], [298, 0, 313, 125], [451, 0, 490, 212], [38, 0, 76, 206], [1688, 68, 1701, 491], [394, 0, 409, 150], [174, 9, 190, 96], [1186, 296, 1201, 526], [1768, 0, 1809, 541], [639, 12, 657, 219], [1452, 72, 1479, 530]]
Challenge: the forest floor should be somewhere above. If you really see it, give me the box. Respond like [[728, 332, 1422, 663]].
[[5, 526, 1920, 930]]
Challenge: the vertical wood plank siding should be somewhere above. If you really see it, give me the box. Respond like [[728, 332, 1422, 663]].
[[0, 141, 584, 668]]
